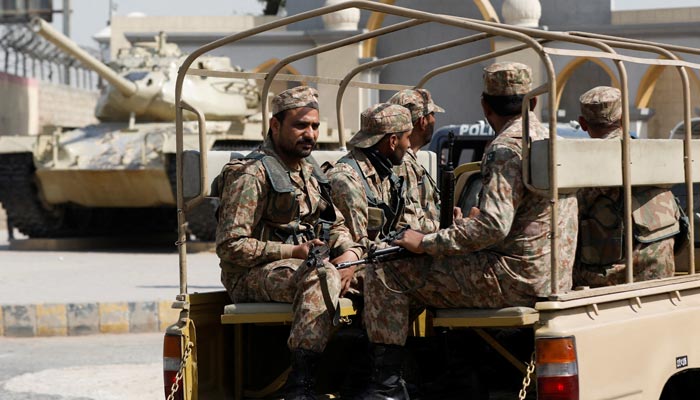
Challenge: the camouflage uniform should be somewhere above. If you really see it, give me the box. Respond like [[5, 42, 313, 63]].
[[395, 149, 441, 233], [389, 89, 444, 233], [364, 62, 579, 345], [574, 86, 678, 287], [216, 87, 363, 352], [326, 103, 414, 250]]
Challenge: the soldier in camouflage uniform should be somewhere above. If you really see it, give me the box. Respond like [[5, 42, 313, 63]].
[[574, 86, 679, 287], [215, 86, 364, 400], [325, 104, 424, 399], [325, 103, 414, 291], [358, 62, 579, 399], [388, 88, 444, 234]]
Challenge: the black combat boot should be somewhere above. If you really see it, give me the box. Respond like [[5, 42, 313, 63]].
[[284, 349, 320, 400], [357, 343, 410, 400]]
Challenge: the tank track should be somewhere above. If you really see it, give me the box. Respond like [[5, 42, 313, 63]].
[[166, 154, 218, 241], [0, 153, 66, 237], [0, 152, 177, 238]]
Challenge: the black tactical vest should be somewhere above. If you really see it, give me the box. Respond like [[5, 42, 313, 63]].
[[222, 151, 336, 245]]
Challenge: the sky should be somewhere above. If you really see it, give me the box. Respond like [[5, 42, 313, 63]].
[[46, 0, 700, 48]]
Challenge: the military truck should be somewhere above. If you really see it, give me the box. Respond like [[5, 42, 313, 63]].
[[0, 17, 340, 241], [162, 2, 700, 399]]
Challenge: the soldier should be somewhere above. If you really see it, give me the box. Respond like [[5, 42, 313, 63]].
[[324, 103, 418, 398], [325, 103, 414, 284], [215, 86, 364, 400], [575, 86, 679, 287], [388, 88, 444, 233], [358, 62, 579, 399]]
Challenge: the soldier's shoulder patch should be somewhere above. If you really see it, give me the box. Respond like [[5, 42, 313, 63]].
[[485, 151, 496, 162]]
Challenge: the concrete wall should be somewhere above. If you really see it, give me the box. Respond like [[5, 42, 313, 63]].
[[613, 7, 700, 25], [0, 73, 38, 135], [647, 67, 700, 139], [38, 84, 98, 131], [539, 0, 610, 28], [0, 72, 98, 136]]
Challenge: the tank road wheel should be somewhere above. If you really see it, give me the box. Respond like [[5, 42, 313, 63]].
[[0, 153, 67, 237]]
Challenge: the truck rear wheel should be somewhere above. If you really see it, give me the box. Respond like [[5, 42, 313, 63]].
[[660, 370, 700, 400]]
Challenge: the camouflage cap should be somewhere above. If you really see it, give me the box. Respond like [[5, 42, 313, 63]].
[[271, 86, 319, 115], [483, 62, 532, 96], [388, 88, 445, 122], [579, 86, 622, 124], [347, 103, 413, 148]]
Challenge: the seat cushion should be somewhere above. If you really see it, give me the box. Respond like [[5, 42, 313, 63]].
[[221, 297, 356, 324]]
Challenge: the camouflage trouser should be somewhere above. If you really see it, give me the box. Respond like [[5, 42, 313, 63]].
[[364, 251, 526, 346], [573, 238, 675, 287], [221, 258, 341, 352]]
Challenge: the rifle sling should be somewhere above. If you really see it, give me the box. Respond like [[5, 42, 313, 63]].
[[316, 264, 340, 326]]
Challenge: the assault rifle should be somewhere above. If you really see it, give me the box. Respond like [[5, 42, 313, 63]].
[[440, 131, 456, 229], [336, 245, 407, 270]]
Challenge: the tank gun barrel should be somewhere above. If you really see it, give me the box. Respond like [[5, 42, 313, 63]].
[[31, 17, 137, 97]]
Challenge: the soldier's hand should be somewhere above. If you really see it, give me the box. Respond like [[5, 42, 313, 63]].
[[339, 266, 355, 296], [468, 207, 480, 218], [292, 239, 325, 260], [453, 207, 463, 220], [392, 229, 425, 254], [330, 249, 359, 265]]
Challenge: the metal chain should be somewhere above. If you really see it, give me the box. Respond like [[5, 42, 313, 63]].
[[167, 341, 194, 400], [518, 351, 536, 400]]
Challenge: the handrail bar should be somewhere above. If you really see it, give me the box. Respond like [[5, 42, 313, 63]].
[[335, 32, 493, 148]]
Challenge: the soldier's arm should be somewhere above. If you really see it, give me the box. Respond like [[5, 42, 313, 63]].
[[215, 165, 294, 267], [327, 203, 364, 260], [417, 165, 442, 233], [396, 159, 429, 232], [328, 166, 373, 251], [421, 145, 523, 256]]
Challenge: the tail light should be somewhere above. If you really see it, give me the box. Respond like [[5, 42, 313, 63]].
[[163, 333, 185, 400], [536, 336, 579, 400]]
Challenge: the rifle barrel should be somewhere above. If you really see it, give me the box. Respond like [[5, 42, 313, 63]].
[[335, 246, 406, 269]]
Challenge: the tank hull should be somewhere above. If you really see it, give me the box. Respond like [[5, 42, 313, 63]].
[[35, 169, 175, 207]]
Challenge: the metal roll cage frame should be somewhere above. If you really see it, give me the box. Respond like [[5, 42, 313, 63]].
[[174, 1, 698, 297]]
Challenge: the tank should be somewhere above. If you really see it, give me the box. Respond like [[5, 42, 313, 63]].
[[0, 18, 338, 241]]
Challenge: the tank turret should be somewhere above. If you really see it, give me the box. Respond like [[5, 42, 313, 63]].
[[30, 17, 260, 122]]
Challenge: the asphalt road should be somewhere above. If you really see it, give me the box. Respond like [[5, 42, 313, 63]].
[[0, 228, 222, 306], [0, 332, 164, 400]]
